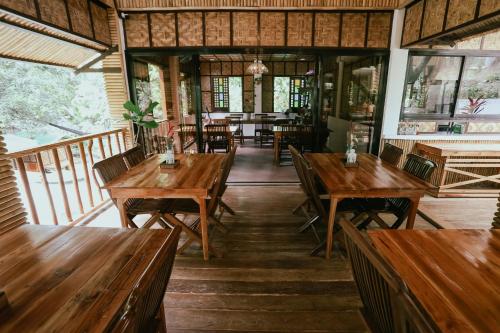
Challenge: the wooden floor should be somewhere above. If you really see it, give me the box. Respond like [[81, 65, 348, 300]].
[[164, 185, 369, 332]]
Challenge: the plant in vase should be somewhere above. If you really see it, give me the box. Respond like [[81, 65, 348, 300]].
[[164, 121, 176, 165], [122, 100, 159, 147], [346, 122, 359, 164]]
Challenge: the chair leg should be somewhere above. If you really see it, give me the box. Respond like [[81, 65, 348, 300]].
[[311, 239, 326, 256], [220, 200, 235, 215], [298, 215, 320, 233], [292, 197, 309, 215], [142, 213, 160, 228], [390, 214, 408, 229], [357, 216, 373, 230], [209, 216, 228, 233]]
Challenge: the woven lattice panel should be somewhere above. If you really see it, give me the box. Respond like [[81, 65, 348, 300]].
[[402, 1, 423, 45], [446, 0, 477, 29], [244, 91, 254, 112], [421, 0, 446, 38], [260, 12, 286, 46], [285, 62, 296, 75], [125, 14, 149, 47], [91, 2, 111, 45], [205, 12, 231, 46], [66, 0, 92, 37], [232, 12, 258, 46], [201, 75, 211, 92], [273, 62, 285, 75], [202, 92, 212, 112], [263, 62, 273, 75], [200, 62, 210, 75], [178, 12, 203, 46], [480, 0, 500, 16], [367, 12, 391, 48], [222, 62, 232, 75], [150, 13, 176, 47], [297, 62, 309, 75], [210, 62, 222, 75], [0, 0, 37, 17], [287, 13, 313, 47], [232, 62, 243, 75], [341, 13, 367, 47], [244, 75, 253, 92], [314, 13, 340, 47], [38, 0, 69, 29], [262, 75, 273, 113], [243, 61, 252, 75]]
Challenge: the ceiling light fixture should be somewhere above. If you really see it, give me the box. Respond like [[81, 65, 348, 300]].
[[246, 59, 268, 75]]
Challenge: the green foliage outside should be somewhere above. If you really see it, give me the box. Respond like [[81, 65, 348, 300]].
[[228, 77, 242, 113], [273, 77, 290, 113], [0, 58, 110, 144]]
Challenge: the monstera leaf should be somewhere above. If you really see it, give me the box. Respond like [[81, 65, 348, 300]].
[[123, 100, 159, 128]]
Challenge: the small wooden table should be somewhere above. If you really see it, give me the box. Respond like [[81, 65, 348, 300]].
[[0, 224, 179, 332], [304, 153, 429, 259], [415, 143, 500, 198], [104, 153, 225, 261], [370, 229, 500, 333]]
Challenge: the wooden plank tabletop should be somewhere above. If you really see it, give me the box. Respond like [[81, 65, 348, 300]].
[[304, 153, 430, 197], [370, 229, 500, 333], [416, 143, 500, 157], [104, 153, 226, 199], [0, 224, 177, 333]]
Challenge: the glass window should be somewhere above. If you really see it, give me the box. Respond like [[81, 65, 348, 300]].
[[290, 77, 307, 109], [273, 76, 290, 113], [456, 57, 500, 117], [212, 77, 229, 111], [402, 55, 461, 118], [228, 77, 243, 113]]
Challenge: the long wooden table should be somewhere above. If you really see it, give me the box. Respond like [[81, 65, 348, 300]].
[[370, 229, 500, 333], [104, 153, 225, 261], [304, 153, 430, 259], [0, 224, 180, 332], [415, 142, 500, 198]]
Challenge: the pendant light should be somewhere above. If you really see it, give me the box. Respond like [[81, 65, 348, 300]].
[[246, 58, 269, 75]]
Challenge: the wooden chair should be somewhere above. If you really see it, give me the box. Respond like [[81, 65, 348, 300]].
[[278, 124, 300, 165], [254, 115, 275, 147], [179, 123, 198, 152], [122, 146, 146, 169], [212, 118, 230, 125], [205, 124, 230, 153], [110, 226, 181, 333], [93, 155, 171, 229], [226, 116, 244, 144], [339, 219, 438, 333], [380, 143, 404, 166], [359, 154, 437, 230], [299, 125, 314, 153]]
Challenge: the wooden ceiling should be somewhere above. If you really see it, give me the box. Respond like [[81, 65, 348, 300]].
[[116, 0, 404, 11], [200, 54, 316, 62]]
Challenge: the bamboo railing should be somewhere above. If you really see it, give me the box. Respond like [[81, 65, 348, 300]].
[[4, 128, 128, 226]]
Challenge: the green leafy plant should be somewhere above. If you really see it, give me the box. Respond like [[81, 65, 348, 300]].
[[122, 100, 159, 145]]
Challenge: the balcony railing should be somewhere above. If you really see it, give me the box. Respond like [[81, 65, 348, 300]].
[[4, 128, 129, 226]]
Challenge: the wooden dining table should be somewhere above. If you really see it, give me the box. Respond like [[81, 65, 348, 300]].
[[370, 229, 500, 333], [304, 153, 430, 259], [103, 153, 225, 261], [0, 224, 180, 332]]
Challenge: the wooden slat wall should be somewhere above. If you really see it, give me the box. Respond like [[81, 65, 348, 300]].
[[124, 10, 393, 49], [401, 0, 500, 47], [0, 0, 113, 48], [0, 132, 27, 235]]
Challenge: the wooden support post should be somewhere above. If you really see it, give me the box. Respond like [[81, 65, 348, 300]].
[[97, 137, 106, 160], [78, 142, 95, 208], [15, 157, 39, 225], [107, 134, 113, 156], [65, 145, 84, 214], [51, 149, 73, 222], [87, 140, 104, 201], [114, 132, 122, 154], [35, 153, 58, 225]]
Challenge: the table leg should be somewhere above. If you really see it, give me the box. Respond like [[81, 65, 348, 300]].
[[274, 135, 279, 164], [326, 197, 339, 259], [117, 198, 129, 228], [199, 196, 209, 261], [406, 197, 421, 230]]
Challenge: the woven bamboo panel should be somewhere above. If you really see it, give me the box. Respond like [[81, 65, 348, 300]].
[[480, 0, 500, 17], [314, 13, 340, 47], [200, 62, 210, 75], [367, 12, 391, 48], [297, 62, 308, 75], [0, 0, 37, 17], [244, 91, 254, 112], [205, 12, 231, 46], [483, 30, 500, 50], [178, 12, 203, 46], [38, 0, 69, 29], [222, 62, 232, 75], [287, 13, 313, 47], [125, 14, 150, 47], [210, 62, 222, 75], [66, 0, 92, 38], [244, 75, 253, 92], [446, 0, 477, 30], [273, 62, 284, 75], [260, 12, 286, 46], [133, 61, 149, 80], [420, 0, 446, 38], [285, 62, 296, 75], [232, 62, 243, 75], [244, 61, 252, 75], [402, 1, 423, 45], [91, 2, 111, 45], [201, 75, 211, 92], [263, 62, 273, 75], [202, 92, 212, 112], [232, 12, 258, 46], [341, 13, 366, 47], [150, 13, 176, 47], [262, 75, 273, 113]]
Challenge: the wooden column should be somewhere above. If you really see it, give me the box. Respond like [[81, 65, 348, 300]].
[[169, 56, 181, 123]]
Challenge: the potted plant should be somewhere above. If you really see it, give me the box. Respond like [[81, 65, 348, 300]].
[[122, 100, 159, 146]]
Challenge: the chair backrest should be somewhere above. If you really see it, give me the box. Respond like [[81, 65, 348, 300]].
[[289, 145, 310, 194], [298, 155, 328, 220], [380, 143, 404, 166], [212, 118, 230, 125], [122, 146, 146, 169], [179, 124, 197, 150], [299, 125, 314, 148], [109, 226, 181, 333], [340, 219, 438, 333], [262, 116, 276, 130]]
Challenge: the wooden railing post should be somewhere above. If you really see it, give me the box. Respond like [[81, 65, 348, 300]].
[[15, 157, 39, 225], [51, 148, 73, 222], [87, 139, 104, 201], [35, 153, 58, 225], [107, 134, 113, 156], [97, 137, 106, 160], [78, 142, 95, 208], [65, 145, 84, 215], [114, 132, 122, 154]]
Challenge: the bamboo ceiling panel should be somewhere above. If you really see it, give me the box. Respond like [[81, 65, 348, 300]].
[[232, 61, 243, 75], [446, 0, 478, 30], [232, 12, 258, 46], [205, 12, 231, 46], [287, 13, 313, 47], [150, 13, 176, 47], [38, 0, 69, 29], [314, 13, 340, 47], [480, 0, 500, 17], [402, 1, 423, 45], [260, 12, 285, 46], [421, 0, 446, 38], [125, 14, 149, 47], [211, 62, 222, 75], [0, 0, 37, 17], [341, 13, 367, 47], [367, 12, 391, 48], [222, 61, 232, 75], [90, 2, 112, 45], [178, 12, 203, 46], [67, 0, 93, 38]]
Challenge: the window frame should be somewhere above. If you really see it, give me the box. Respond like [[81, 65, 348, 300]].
[[210, 75, 244, 113], [400, 50, 500, 121], [272, 76, 307, 113]]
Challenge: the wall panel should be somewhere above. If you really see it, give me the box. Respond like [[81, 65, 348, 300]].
[[205, 12, 231, 46], [367, 12, 391, 48], [480, 0, 500, 17], [0, 0, 37, 17], [341, 13, 367, 48], [67, 0, 93, 38], [446, 0, 477, 30], [260, 12, 285, 46], [314, 13, 340, 47], [232, 12, 258, 46], [421, 0, 446, 38], [150, 13, 176, 47], [402, 1, 424, 46], [90, 2, 111, 44], [178, 12, 203, 46], [38, 0, 69, 29], [287, 13, 313, 47], [125, 13, 149, 47]]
